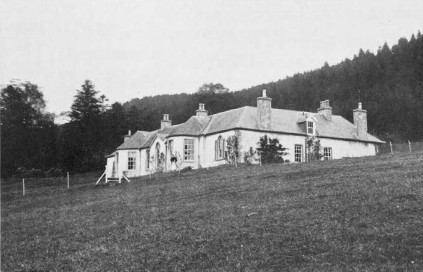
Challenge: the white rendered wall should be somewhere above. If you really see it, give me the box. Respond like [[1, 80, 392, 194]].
[[201, 129, 377, 166], [318, 138, 376, 159], [166, 136, 199, 170], [200, 130, 243, 167], [120, 132, 377, 177], [115, 149, 142, 178], [105, 156, 116, 178], [237, 130, 307, 163]]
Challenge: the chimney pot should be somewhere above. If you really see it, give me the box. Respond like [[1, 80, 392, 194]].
[[161, 114, 172, 129], [317, 100, 332, 120], [124, 130, 132, 142], [196, 103, 208, 117]]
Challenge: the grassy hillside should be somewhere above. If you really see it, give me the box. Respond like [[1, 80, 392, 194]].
[[2, 152, 423, 271]]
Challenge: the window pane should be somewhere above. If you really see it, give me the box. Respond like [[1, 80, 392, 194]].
[[323, 147, 332, 160], [184, 139, 194, 161], [128, 151, 136, 170], [295, 145, 303, 162]]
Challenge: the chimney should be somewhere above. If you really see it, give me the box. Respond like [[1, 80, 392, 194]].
[[317, 100, 332, 120], [257, 89, 272, 130], [196, 103, 208, 117], [124, 130, 131, 143], [161, 114, 172, 129], [353, 102, 368, 139]]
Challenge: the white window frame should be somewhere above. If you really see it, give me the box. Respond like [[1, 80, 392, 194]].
[[127, 151, 136, 170], [294, 144, 303, 162], [146, 149, 150, 169], [323, 147, 332, 160], [307, 121, 314, 135], [184, 139, 194, 161]]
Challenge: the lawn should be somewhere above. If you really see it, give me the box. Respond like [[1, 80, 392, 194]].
[[2, 152, 423, 271]]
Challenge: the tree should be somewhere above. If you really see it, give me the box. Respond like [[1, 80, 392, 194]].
[[70, 80, 103, 123], [226, 133, 241, 166], [256, 135, 288, 163], [196, 83, 229, 94], [306, 136, 323, 161], [59, 80, 107, 172], [1, 81, 57, 177]]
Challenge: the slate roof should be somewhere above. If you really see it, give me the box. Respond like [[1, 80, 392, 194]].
[[116, 131, 157, 150], [199, 106, 383, 143], [169, 116, 211, 136], [116, 105, 384, 150]]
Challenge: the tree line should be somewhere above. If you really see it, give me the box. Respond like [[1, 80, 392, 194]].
[[1, 31, 422, 177]]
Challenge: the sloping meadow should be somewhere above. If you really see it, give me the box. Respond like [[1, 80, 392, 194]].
[[2, 152, 423, 271]]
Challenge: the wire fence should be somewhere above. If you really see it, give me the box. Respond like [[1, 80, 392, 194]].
[[378, 141, 423, 154], [1, 171, 104, 199]]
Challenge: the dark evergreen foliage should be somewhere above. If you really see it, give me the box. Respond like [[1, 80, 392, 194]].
[[256, 135, 288, 163], [122, 32, 423, 142], [1, 82, 57, 177]]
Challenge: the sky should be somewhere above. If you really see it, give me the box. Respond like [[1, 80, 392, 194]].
[[1, 0, 422, 121]]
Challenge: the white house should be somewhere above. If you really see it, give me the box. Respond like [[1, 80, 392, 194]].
[[104, 90, 384, 179]]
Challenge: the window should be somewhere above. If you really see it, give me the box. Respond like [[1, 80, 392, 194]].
[[215, 136, 225, 160], [128, 151, 136, 170], [146, 149, 150, 169], [184, 139, 194, 161], [323, 147, 332, 160], [168, 140, 173, 155], [307, 121, 314, 134], [294, 145, 303, 162], [155, 142, 161, 167]]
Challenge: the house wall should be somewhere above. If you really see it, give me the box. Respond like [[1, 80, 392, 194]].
[[237, 130, 307, 163], [200, 129, 377, 166], [140, 149, 148, 176], [200, 130, 243, 167], [110, 132, 377, 178], [105, 156, 116, 178], [114, 149, 142, 178], [166, 136, 199, 170], [318, 138, 376, 159], [148, 137, 167, 173]]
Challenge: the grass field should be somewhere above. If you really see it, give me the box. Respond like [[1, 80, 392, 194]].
[[2, 152, 423, 271]]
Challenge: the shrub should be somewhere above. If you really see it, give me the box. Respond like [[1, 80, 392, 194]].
[[16, 167, 28, 178], [181, 166, 192, 173], [47, 167, 62, 177], [306, 136, 323, 161], [28, 168, 46, 179], [256, 135, 288, 164], [244, 147, 259, 165]]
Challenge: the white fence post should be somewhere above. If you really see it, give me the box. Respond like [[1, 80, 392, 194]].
[[67, 172, 70, 189], [22, 178, 25, 196], [390, 141, 393, 154], [408, 140, 412, 152]]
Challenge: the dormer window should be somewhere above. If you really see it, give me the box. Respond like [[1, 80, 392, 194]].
[[307, 121, 314, 135]]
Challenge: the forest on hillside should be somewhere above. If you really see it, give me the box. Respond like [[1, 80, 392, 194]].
[[124, 31, 423, 141], [1, 32, 422, 177]]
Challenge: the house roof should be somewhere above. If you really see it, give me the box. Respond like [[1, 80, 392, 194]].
[[169, 116, 211, 136], [116, 105, 384, 150], [116, 131, 157, 150], [193, 106, 383, 143]]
